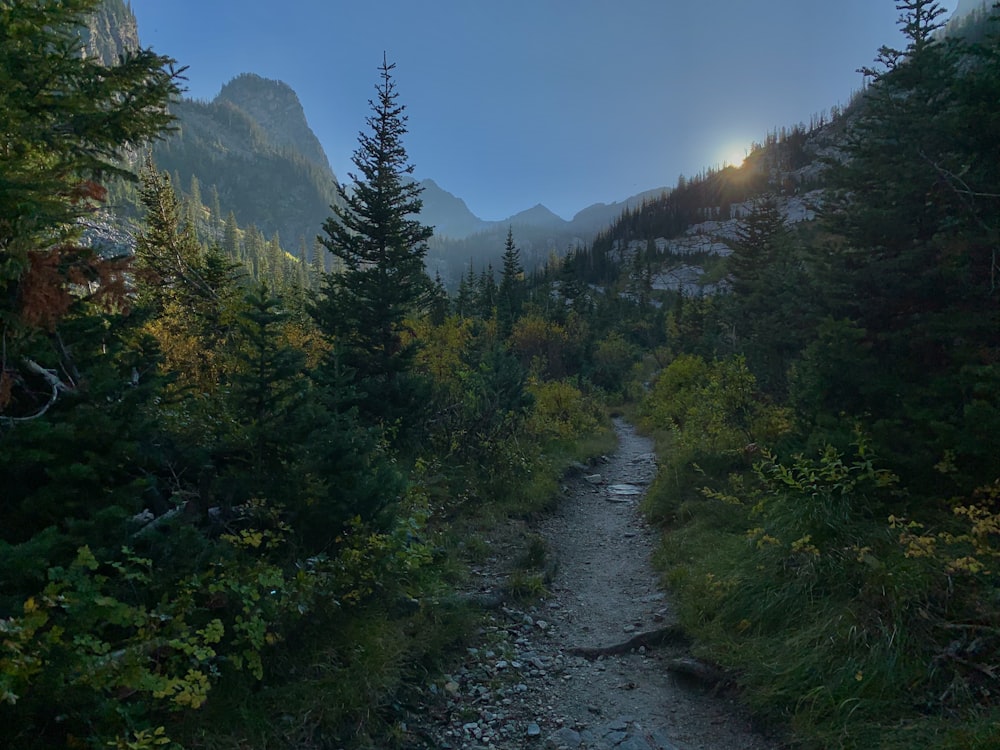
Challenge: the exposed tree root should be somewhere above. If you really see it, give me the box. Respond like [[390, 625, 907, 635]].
[[565, 624, 690, 659]]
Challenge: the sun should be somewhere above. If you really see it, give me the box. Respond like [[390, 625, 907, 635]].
[[715, 140, 749, 168]]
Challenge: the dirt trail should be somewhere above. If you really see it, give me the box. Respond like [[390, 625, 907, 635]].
[[413, 418, 775, 750]]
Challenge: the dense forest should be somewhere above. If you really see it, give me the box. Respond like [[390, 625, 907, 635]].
[[1, 1, 998, 749]]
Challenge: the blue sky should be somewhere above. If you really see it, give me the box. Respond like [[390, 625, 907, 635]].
[[130, 1, 961, 221]]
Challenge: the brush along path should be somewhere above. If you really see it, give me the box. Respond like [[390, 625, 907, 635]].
[[407, 418, 773, 750]]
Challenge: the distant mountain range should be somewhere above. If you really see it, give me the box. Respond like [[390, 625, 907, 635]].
[[88, 0, 668, 280], [417, 178, 668, 241], [417, 178, 669, 281]]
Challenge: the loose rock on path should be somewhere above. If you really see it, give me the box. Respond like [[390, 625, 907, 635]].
[[407, 418, 775, 750]]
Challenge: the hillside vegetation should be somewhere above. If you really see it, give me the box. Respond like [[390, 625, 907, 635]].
[[1, 2, 998, 750]]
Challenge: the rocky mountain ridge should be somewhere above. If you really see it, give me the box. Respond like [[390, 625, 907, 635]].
[[83, 0, 674, 281], [82, 0, 139, 65], [216, 73, 335, 178]]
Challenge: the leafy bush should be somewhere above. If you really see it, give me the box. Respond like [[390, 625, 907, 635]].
[[526, 378, 601, 442]]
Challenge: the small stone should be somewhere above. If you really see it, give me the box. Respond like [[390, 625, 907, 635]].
[[583, 474, 603, 484], [608, 483, 642, 496], [647, 728, 682, 749], [527, 722, 542, 737], [545, 727, 582, 749], [444, 681, 460, 695], [536, 619, 549, 631], [617, 737, 652, 750], [623, 624, 636, 633]]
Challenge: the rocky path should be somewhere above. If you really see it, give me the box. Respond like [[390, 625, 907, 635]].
[[409, 419, 775, 750]]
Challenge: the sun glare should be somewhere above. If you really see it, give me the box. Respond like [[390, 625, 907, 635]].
[[716, 141, 749, 168]]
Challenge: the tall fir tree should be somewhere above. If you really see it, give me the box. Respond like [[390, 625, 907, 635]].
[[312, 56, 434, 424], [723, 195, 813, 397], [223, 211, 241, 261], [497, 226, 524, 336], [310, 237, 326, 285]]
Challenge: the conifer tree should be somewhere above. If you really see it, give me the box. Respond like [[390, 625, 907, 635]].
[[209, 184, 223, 233], [134, 163, 242, 393], [454, 261, 478, 319], [724, 195, 812, 397], [267, 231, 285, 288], [187, 173, 202, 230], [0, 0, 181, 420], [313, 56, 434, 422], [476, 264, 497, 319], [296, 236, 310, 288], [807, 0, 1000, 489], [225, 283, 308, 497], [223, 211, 241, 261], [244, 224, 265, 279], [497, 226, 524, 335], [310, 238, 326, 285]]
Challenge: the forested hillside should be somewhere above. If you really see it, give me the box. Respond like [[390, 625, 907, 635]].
[[1, 1, 998, 749], [590, 2, 999, 747]]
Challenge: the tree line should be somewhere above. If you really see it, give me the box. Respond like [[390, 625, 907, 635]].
[[0, 6, 612, 748]]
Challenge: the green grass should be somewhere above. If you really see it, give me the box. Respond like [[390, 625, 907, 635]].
[[646, 450, 1000, 749]]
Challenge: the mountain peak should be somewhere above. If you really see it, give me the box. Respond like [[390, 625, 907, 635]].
[[216, 74, 334, 177], [509, 203, 567, 227]]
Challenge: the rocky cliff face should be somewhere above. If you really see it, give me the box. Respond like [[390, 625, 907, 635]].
[[217, 74, 336, 179], [82, 0, 139, 66]]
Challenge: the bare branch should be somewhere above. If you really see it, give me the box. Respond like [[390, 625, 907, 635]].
[[0, 358, 76, 424], [918, 148, 1000, 293]]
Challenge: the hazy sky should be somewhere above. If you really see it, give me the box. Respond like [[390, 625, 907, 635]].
[[129, 1, 961, 221]]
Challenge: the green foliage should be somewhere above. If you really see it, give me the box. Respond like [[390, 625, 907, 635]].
[[221, 283, 309, 497], [0, 498, 439, 749], [656, 439, 943, 745], [589, 331, 640, 396], [496, 227, 525, 336], [312, 57, 434, 428], [644, 315, 999, 748], [1, 546, 225, 746], [9, 1, 999, 748], [0, 0, 181, 421], [812, 0, 1000, 493], [721, 195, 817, 398], [642, 354, 790, 455], [526, 378, 601, 442]]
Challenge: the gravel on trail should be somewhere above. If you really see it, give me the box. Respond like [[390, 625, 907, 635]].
[[405, 418, 777, 750]]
